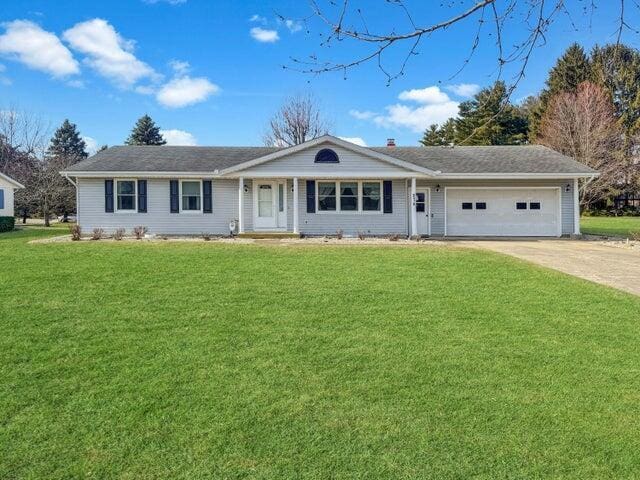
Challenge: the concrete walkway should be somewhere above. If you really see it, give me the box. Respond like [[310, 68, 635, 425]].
[[459, 240, 640, 296]]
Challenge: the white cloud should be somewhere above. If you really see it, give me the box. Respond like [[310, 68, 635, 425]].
[[66, 79, 85, 88], [160, 129, 197, 145], [134, 85, 155, 95], [250, 27, 279, 43], [353, 85, 460, 133], [249, 14, 267, 24], [398, 86, 450, 104], [338, 136, 367, 147], [63, 19, 157, 87], [285, 19, 302, 33], [169, 59, 190, 75], [0, 20, 79, 77], [82, 136, 99, 155], [446, 83, 480, 98], [156, 76, 219, 108], [349, 109, 377, 120], [374, 102, 459, 132]]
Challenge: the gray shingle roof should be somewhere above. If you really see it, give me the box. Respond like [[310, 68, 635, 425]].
[[370, 145, 596, 174], [64, 146, 281, 172], [64, 143, 596, 175]]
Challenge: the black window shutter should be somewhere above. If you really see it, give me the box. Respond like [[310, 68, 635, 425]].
[[137, 180, 147, 213], [383, 180, 393, 213], [170, 180, 179, 213], [105, 179, 114, 213], [0, 189, 4, 210], [203, 180, 213, 213], [306, 180, 316, 213]]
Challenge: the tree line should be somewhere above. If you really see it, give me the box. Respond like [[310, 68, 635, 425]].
[[0, 113, 168, 225], [420, 43, 640, 209]]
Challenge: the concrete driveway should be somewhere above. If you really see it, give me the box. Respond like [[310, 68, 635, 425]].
[[458, 240, 640, 296]]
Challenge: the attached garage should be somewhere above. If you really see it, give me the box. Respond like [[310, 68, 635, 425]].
[[445, 187, 561, 237]]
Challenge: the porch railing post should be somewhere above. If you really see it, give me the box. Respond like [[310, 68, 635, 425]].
[[238, 177, 245, 234], [293, 177, 299, 234]]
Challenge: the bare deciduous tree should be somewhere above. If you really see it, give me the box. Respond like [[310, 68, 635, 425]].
[[264, 93, 331, 147], [292, 1, 631, 88], [0, 108, 49, 180], [538, 82, 624, 209]]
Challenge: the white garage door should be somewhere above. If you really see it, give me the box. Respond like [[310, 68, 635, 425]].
[[446, 188, 561, 237]]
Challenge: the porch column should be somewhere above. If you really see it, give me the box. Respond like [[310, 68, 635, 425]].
[[573, 178, 580, 235], [238, 177, 245, 234], [410, 177, 417, 237], [292, 178, 299, 234]]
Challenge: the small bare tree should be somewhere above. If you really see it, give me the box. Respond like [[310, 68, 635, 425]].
[[538, 82, 624, 209], [263, 93, 331, 147]]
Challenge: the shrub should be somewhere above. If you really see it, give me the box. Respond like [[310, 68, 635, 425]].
[[388, 233, 400, 242], [113, 228, 125, 241], [91, 228, 104, 240], [133, 226, 147, 240], [357, 230, 366, 240], [336, 228, 343, 240], [202, 233, 212, 241], [69, 224, 82, 241], [0, 216, 15, 232]]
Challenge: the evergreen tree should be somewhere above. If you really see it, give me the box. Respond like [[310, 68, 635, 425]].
[[591, 44, 640, 136], [530, 43, 591, 139], [454, 81, 528, 145], [421, 119, 457, 146], [439, 118, 456, 145], [421, 125, 444, 146], [125, 115, 166, 145], [46, 119, 88, 162]]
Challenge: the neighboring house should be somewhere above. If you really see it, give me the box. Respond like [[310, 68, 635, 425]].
[[0, 172, 24, 218], [61, 135, 597, 237]]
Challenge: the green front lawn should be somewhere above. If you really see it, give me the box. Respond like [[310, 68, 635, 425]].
[[581, 215, 640, 237], [1, 228, 639, 478]]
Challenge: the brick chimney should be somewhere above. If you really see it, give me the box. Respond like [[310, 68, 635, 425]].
[[386, 138, 396, 147]]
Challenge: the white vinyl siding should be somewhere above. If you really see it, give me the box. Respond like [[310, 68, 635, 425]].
[[0, 178, 15, 217], [299, 179, 408, 236], [417, 179, 576, 236], [237, 145, 412, 177], [78, 178, 238, 235]]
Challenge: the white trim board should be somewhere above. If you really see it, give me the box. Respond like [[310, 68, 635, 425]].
[[0, 171, 24, 189]]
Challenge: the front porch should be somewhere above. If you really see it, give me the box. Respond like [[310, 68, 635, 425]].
[[236, 177, 422, 237]]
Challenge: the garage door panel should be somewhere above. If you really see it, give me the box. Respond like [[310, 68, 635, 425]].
[[446, 188, 560, 237]]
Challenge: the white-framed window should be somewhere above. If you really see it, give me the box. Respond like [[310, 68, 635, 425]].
[[362, 182, 382, 211], [116, 179, 137, 212], [317, 180, 383, 213], [318, 182, 337, 211], [340, 182, 358, 211], [180, 180, 202, 212]]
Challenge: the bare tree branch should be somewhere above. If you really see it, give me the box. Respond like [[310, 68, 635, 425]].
[[263, 93, 331, 147]]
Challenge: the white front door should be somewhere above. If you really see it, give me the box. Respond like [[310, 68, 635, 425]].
[[253, 181, 288, 230], [253, 181, 278, 229], [415, 188, 430, 236]]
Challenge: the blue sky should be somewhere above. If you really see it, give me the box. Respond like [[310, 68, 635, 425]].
[[1, 0, 638, 151]]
